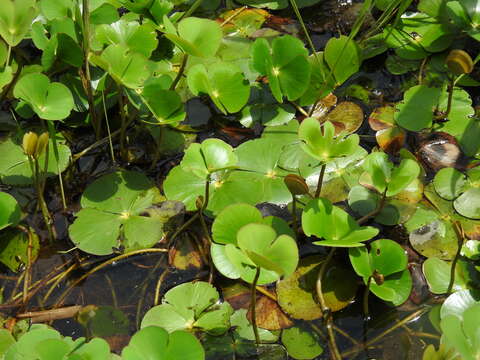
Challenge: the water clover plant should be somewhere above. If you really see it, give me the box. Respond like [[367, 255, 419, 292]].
[[251, 35, 311, 103], [3, 324, 112, 360], [437, 290, 480, 360], [349, 239, 412, 307], [348, 151, 422, 225], [187, 62, 250, 114], [13, 73, 74, 121], [211, 203, 298, 284], [298, 118, 359, 164], [302, 198, 379, 247], [163, 16, 223, 58], [122, 326, 205, 360], [164, 138, 263, 214], [69, 171, 164, 255], [141, 281, 233, 335], [433, 167, 480, 219]]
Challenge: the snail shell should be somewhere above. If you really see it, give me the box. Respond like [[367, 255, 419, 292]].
[[446, 49, 474, 75]]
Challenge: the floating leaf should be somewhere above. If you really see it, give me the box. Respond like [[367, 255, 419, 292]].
[[13, 73, 74, 120], [323, 101, 364, 135], [96, 19, 158, 57], [281, 326, 323, 360], [395, 85, 441, 131], [93, 44, 152, 89], [141, 282, 233, 335], [69, 171, 163, 255], [349, 239, 412, 305], [122, 326, 205, 360], [0, 192, 21, 230], [187, 62, 250, 114], [0, 228, 39, 272], [165, 17, 222, 58], [324, 35, 361, 85], [422, 257, 470, 294], [251, 35, 311, 102], [277, 256, 358, 320]]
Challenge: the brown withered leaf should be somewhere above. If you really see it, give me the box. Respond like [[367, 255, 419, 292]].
[[247, 296, 293, 331]]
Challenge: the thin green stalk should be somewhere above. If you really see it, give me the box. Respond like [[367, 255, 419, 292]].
[[447, 222, 464, 294], [168, 212, 200, 245], [81, 0, 100, 138], [47, 122, 67, 209], [6, 44, 12, 66], [117, 84, 127, 159], [315, 164, 326, 198], [292, 195, 298, 234], [180, 0, 204, 20], [357, 188, 388, 225], [170, 54, 189, 91], [31, 157, 54, 242], [288, 0, 319, 62], [316, 248, 342, 360], [251, 267, 261, 346], [22, 227, 33, 304], [444, 77, 455, 119], [102, 91, 115, 163]]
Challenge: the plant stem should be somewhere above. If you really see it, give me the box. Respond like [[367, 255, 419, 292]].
[[22, 227, 33, 305], [316, 248, 342, 360], [447, 221, 464, 294], [6, 44, 11, 66], [102, 91, 116, 163], [47, 121, 67, 209], [168, 212, 200, 245], [288, 0, 319, 62], [29, 157, 54, 242], [363, 276, 372, 320], [444, 77, 455, 119], [315, 163, 327, 198], [292, 195, 298, 234], [251, 267, 261, 346], [81, 0, 100, 139], [170, 54, 189, 91], [357, 188, 388, 225], [118, 84, 127, 160], [288, 100, 309, 117], [180, 0, 204, 20]]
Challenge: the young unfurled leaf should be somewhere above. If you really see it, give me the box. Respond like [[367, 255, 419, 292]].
[[298, 118, 359, 163], [302, 198, 378, 247], [0, 0, 38, 46]]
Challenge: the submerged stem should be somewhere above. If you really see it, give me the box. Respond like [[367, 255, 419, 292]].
[[363, 276, 372, 320], [251, 267, 261, 346], [316, 248, 342, 360], [357, 188, 388, 225]]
